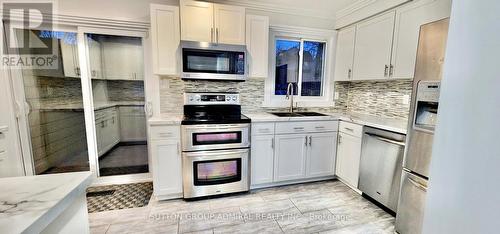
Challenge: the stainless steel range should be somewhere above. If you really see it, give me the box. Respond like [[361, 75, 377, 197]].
[[181, 92, 251, 199]]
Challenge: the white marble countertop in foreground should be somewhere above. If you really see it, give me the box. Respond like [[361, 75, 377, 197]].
[[0, 172, 93, 234], [149, 112, 408, 134]]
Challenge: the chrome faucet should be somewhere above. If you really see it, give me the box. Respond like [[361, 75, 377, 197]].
[[286, 82, 296, 113]]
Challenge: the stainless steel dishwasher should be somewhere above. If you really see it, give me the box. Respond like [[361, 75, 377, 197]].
[[358, 127, 406, 212]]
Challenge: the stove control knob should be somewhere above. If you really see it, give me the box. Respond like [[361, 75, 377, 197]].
[[226, 96, 231, 101], [232, 96, 237, 101]]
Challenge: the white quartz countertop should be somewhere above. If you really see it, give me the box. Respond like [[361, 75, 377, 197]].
[[0, 172, 93, 234], [149, 112, 408, 134], [246, 112, 408, 134]]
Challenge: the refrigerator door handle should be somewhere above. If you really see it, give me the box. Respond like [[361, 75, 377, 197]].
[[408, 177, 428, 191]]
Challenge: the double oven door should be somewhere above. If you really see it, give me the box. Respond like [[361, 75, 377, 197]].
[[181, 124, 250, 198], [182, 124, 250, 151]]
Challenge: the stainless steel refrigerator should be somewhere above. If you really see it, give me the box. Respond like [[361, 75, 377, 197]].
[[395, 18, 449, 234]]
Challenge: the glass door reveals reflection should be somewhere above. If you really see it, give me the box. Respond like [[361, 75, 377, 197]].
[[85, 33, 148, 177], [14, 29, 90, 174]]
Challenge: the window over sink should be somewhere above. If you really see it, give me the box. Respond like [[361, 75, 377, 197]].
[[265, 26, 335, 107]]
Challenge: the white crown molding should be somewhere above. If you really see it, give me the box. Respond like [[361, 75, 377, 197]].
[[336, 0, 377, 19], [270, 24, 335, 37], [200, 0, 336, 20], [2, 10, 150, 31]]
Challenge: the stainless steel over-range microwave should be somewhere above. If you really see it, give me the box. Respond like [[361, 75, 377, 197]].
[[181, 41, 247, 81]]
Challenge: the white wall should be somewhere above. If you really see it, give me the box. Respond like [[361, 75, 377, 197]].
[[422, 0, 500, 233], [56, 0, 178, 22], [55, 0, 337, 29]]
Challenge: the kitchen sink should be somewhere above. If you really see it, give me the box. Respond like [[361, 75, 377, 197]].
[[269, 112, 328, 117]]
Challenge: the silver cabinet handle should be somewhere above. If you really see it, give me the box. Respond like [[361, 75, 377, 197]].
[[344, 127, 354, 132], [305, 136, 308, 146], [338, 134, 342, 144], [177, 142, 180, 155], [211, 28, 214, 42], [348, 68, 352, 79], [384, 65, 389, 77], [75, 67, 81, 76], [216, 28, 219, 43], [309, 136, 312, 146], [271, 137, 275, 149], [389, 64, 394, 76], [408, 177, 427, 191], [294, 127, 305, 131], [101, 121, 105, 128], [0, 126, 8, 134]]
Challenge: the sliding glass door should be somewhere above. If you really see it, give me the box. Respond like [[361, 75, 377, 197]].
[[8, 25, 148, 179], [83, 32, 148, 177], [12, 29, 90, 175]]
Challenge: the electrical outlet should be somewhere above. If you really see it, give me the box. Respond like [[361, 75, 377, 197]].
[[334, 92, 340, 100], [402, 94, 410, 105]]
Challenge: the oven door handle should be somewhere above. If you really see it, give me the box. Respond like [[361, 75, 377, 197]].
[[183, 148, 249, 158]]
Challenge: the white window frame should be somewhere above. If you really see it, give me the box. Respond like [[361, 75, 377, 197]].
[[264, 25, 336, 108]]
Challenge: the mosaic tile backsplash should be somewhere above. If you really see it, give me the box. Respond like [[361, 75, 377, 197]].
[[159, 77, 413, 120]]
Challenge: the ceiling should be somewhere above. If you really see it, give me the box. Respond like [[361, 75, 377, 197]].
[[207, 0, 357, 20]]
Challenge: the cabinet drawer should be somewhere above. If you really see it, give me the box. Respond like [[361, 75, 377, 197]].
[[275, 121, 338, 134], [339, 121, 363, 137], [252, 123, 275, 135], [150, 125, 180, 140]]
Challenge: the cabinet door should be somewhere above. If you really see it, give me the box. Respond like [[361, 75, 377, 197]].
[[109, 114, 120, 145], [101, 38, 142, 80], [180, 0, 214, 43], [150, 4, 180, 76], [214, 4, 245, 45], [353, 11, 396, 80], [274, 134, 307, 182], [334, 26, 356, 81], [151, 140, 183, 196], [95, 121, 104, 156], [251, 135, 274, 185], [390, 0, 451, 79], [88, 36, 102, 79], [60, 42, 80, 78], [307, 132, 337, 178], [246, 15, 269, 78], [336, 132, 362, 188]]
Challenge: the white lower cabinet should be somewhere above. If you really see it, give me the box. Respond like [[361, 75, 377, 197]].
[[95, 108, 120, 157], [149, 125, 183, 199], [274, 134, 308, 182], [250, 135, 275, 185], [307, 132, 338, 178], [250, 121, 338, 187], [336, 128, 363, 189]]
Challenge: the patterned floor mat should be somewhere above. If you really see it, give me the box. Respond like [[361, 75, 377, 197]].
[[86, 182, 153, 213]]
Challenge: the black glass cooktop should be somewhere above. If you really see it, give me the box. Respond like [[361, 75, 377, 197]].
[[181, 104, 251, 125]]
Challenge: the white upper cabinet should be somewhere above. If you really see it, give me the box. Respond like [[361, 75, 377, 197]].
[[87, 36, 102, 79], [101, 37, 143, 80], [180, 0, 245, 45], [214, 4, 246, 45], [334, 0, 451, 81], [246, 14, 269, 78], [60, 42, 80, 78], [334, 25, 356, 81], [150, 4, 180, 76], [180, 0, 214, 43], [390, 0, 452, 79], [353, 11, 396, 80]]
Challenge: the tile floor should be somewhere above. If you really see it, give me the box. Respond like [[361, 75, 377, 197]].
[[89, 180, 395, 234], [99, 144, 149, 176]]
